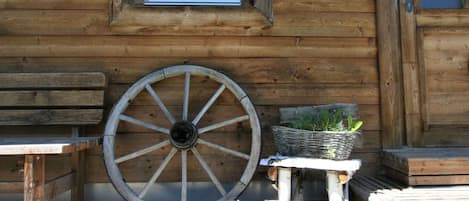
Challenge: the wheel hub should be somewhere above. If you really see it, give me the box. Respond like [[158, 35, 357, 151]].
[[169, 121, 198, 150]]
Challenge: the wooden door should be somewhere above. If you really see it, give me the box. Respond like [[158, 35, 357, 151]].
[[401, 0, 469, 147]]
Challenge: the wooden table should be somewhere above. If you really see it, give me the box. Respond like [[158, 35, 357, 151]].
[[260, 156, 361, 201], [0, 137, 101, 201]]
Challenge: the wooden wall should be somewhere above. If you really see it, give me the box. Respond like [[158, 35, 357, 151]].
[[0, 0, 380, 185]]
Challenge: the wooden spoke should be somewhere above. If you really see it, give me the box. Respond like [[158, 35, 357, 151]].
[[181, 150, 188, 201], [192, 84, 226, 126], [182, 72, 190, 121], [138, 148, 178, 199], [115, 140, 170, 164], [119, 114, 170, 134], [191, 148, 227, 196], [145, 84, 176, 124], [198, 115, 249, 134], [198, 139, 250, 160]]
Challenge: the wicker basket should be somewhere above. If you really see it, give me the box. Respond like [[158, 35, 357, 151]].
[[272, 125, 359, 160], [273, 104, 361, 160]]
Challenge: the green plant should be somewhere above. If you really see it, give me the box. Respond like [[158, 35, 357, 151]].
[[289, 109, 363, 132]]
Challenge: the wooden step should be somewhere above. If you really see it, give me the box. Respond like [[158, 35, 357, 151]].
[[350, 176, 469, 201], [382, 147, 469, 185]]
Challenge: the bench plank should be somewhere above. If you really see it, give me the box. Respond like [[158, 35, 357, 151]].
[[0, 90, 104, 107], [0, 109, 103, 125], [0, 72, 106, 89], [0, 137, 101, 155]]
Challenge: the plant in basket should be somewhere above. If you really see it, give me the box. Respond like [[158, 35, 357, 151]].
[[272, 104, 363, 160]]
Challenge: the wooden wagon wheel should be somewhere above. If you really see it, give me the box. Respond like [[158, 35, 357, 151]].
[[104, 65, 261, 201]]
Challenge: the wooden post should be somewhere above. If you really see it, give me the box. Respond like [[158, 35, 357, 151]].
[[71, 127, 85, 201], [71, 151, 85, 201], [278, 167, 291, 201], [399, 0, 423, 147], [24, 155, 45, 201], [376, 0, 405, 148], [326, 171, 344, 201], [465, 0, 469, 8]]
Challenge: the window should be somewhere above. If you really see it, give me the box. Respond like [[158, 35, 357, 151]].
[[420, 0, 466, 9], [144, 0, 241, 6]]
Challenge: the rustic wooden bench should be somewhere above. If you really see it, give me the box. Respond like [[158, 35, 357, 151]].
[[0, 72, 106, 201]]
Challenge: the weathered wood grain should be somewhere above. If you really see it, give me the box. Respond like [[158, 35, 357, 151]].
[[417, 10, 469, 27], [424, 127, 469, 147], [274, 0, 375, 13], [0, 0, 107, 9], [0, 109, 103, 125], [111, 5, 270, 27], [422, 31, 469, 127], [400, 0, 423, 147], [24, 154, 45, 201], [0, 72, 106, 89], [0, 181, 22, 193], [383, 148, 469, 185], [110, 83, 380, 106], [376, 0, 405, 148], [0, 91, 104, 107], [0, 57, 378, 84], [0, 0, 381, 189], [0, 4, 376, 37], [351, 176, 469, 201], [0, 36, 376, 58], [44, 173, 75, 200], [0, 10, 110, 35]]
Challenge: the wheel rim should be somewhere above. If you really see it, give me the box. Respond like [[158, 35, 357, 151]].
[[104, 65, 261, 201]]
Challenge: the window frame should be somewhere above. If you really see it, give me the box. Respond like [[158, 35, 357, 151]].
[[111, 0, 273, 31], [143, 0, 242, 6]]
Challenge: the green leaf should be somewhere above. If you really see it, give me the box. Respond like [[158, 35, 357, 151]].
[[350, 120, 363, 132]]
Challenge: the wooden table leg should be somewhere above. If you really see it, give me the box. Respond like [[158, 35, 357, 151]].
[[71, 150, 85, 201], [326, 171, 344, 201], [24, 155, 45, 201], [278, 167, 291, 201]]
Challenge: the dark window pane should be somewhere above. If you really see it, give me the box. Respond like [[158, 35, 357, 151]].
[[420, 0, 463, 9]]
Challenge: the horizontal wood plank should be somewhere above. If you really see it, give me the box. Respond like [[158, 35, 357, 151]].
[[0, 0, 107, 10], [0, 72, 106, 89], [0, 57, 378, 84], [0, 10, 110, 35], [0, 36, 377, 58], [424, 128, 469, 147], [110, 83, 380, 106], [383, 148, 469, 185], [408, 175, 469, 186], [0, 181, 23, 193], [0, 109, 103, 125], [417, 10, 469, 27], [0, 90, 104, 107], [275, 0, 375, 13]]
